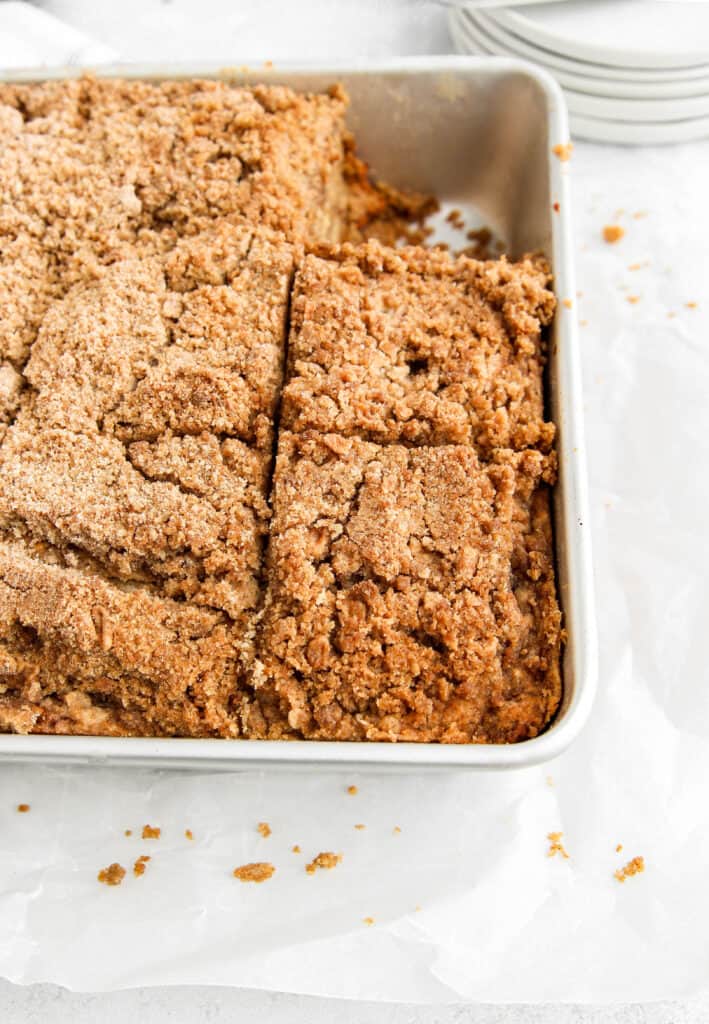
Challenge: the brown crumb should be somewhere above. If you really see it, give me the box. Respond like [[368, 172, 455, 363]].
[[124, 829, 132, 837], [291, 844, 301, 854], [257, 821, 272, 838], [16, 803, 30, 813], [363, 916, 375, 926], [686, 301, 698, 309], [553, 202, 560, 213], [306, 851, 342, 874], [562, 298, 573, 310], [233, 862, 276, 883], [552, 142, 573, 162], [603, 225, 625, 244], [393, 826, 402, 835], [133, 855, 151, 877], [185, 829, 194, 841], [98, 862, 126, 886], [462, 225, 493, 259], [614, 855, 645, 883], [547, 831, 570, 859], [354, 824, 366, 831], [445, 208, 465, 230], [616, 843, 623, 853], [347, 785, 358, 796], [142, 825, 161, 840], [628, 263, 646, 271], [626, 295, 640, 304]]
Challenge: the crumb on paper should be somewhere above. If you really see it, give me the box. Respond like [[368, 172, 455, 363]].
[[615, 855, 645, 883], [306, 852, 342, 874], [552, 142, 573, 162], [185, 829, 194, 841], [553, 202, 560, 213], [124, 829, 132, 837], [393, 826, 402, 835], [562, 298, 573, 310], [547, 831, 570, 859], [686, 301, 698, 309], [627, 295, 641, 304], [233, 862, 276, 883], [347, 785, 358, 796], [257, 821, 272, 838], [354, 824, 366, 831], [16, 803, 30, 813], [142, 825, 161, 840], [133, 855, 151, 877], [292, 844, 301, 854], [98, 863, 126, 886], [603, 224, 625, 244], [616, 843, 623, 853], [363, 916, 375, 926]]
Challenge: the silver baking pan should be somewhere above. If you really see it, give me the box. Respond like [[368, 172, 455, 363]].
[[0, 57, 597, 770]]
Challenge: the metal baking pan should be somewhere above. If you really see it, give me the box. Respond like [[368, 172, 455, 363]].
[[0, 56, 597, 770]]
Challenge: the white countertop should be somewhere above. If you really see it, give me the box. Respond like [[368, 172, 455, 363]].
[[2, 1, 709, 1020]]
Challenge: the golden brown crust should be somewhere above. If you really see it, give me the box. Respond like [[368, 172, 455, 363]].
[[247, 432, 560, 744], [282, 241, 556, 455]]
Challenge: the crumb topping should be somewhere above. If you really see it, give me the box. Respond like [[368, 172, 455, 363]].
[[614, 856, 645, 883], [98, 862, 126, 886], [305, 851, 342, 874], [257, 821, 272, 838], [142, 825, 161, 840], [547, 831, 569, 859], [233, 861, 275, 883]]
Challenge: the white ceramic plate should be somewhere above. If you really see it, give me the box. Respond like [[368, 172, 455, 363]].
[[466, 7, 709, 82], [467, 8, 709, 90], [571, 110, 709, 143], [491, 0, 709, 70], [564, 86, 709, 122]]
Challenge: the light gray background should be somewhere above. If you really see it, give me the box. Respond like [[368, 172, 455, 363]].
[[2, 1, 707, 1020]]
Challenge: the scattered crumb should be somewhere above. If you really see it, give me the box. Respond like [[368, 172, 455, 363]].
[[347, 785, 358, 796], [415, 905, 422, 912], [626, 295, 640, 304], [562, 298, 573, 310], [306, 852, 342, 874], [445, 208, 465, 230], [580, 319, 588, 327], [603, 224, 625, 244], [432, 241, 450, 251], [142, 825, 161, 840], [292, 844, 301, 854], [628, 262, 647, 271], [552, 142, 573, 162], [98, 863, 126, 887], [393, 826, 402, 835], [546, 776, 554, 787], [614, 855, 645, 883], [16, 804, 30, 813], [185, 829, 194, 841], [363, 916, 375, 926], [616, 843, 623, 853], [547, 831, 570, 859], [233, 862, 276, 883], [354, 824, 366, 831], [257, 822, 272, 839], [686, 301, 698, 309], [553, 202, 560, 213], [124, 829, 132, 837], [133, 855, 151, 878]]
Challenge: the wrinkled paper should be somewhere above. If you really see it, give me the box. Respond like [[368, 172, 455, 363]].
[[1, 18, 708, 998]]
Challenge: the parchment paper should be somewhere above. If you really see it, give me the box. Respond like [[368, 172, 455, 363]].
[[2, 5, 709, 1004]]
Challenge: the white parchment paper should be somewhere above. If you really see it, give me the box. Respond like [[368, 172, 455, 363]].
[[2, 4, 709, 1004]]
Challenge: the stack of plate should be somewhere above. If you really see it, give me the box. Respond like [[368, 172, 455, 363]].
[[450, 0, 709, 143]]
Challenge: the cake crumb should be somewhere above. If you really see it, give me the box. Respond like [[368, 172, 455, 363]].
[[347, 785, 358, 796], [552, 142, 573, 162], [363, 916, 375, 926], [547, 831, 570, 859], [98, 863, 126, 886], [562, 298, 573, 309], [415, 905, 422, 912], [16, 804, 30, 813], [354, 824, 366, 831], [124, 829, 132, 837], [546, 776, 554, 786], [233, 862, 276, 883], [257, 822, 272, 838], [616, 843, 623, 853], [185, 830, 194, 841], [133, 855, 151, 877], [603, 225, 625, 244], [142, 825, 161, 840], [686, 301, 698, 309], [580, 319, 588, 327], [305, 852, 342, 874], [614, 855, 645, 883], [628, 262, 647, 271], [627, 295, 640, 304], [553, 202, 560, 213], [292, 844, 301, 854], [445, 208, 465, 230], [393, 826, 402, 835]]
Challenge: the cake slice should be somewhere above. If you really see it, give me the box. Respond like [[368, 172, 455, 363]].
[[282, 241, 556, 455], [0, 228, 293, 737], [247, 431, 561, 743]]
